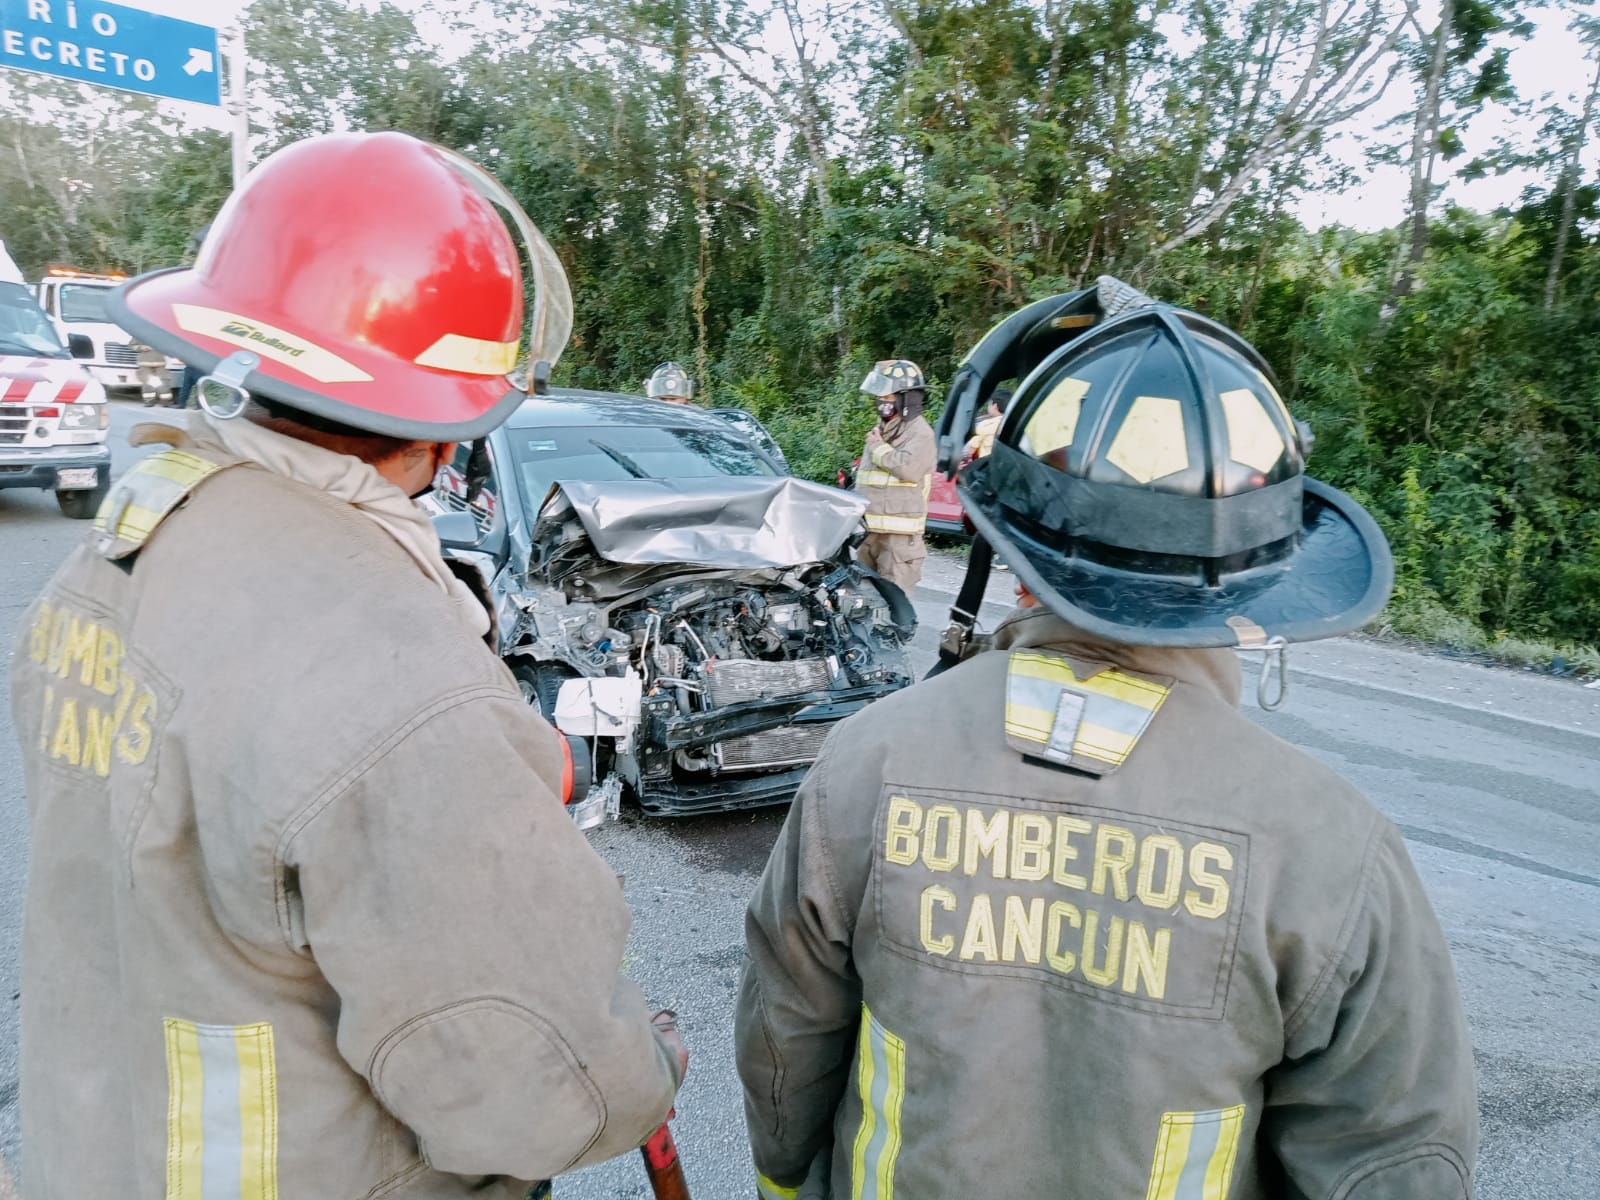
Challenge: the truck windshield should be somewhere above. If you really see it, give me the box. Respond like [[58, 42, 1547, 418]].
[[59, 284, 114, 323], [0, 283, 69, 357]]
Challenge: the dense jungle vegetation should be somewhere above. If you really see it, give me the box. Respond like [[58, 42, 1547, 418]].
[[4, 0, 1598, 663]]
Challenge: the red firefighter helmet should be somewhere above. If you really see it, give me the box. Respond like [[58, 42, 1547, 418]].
[[110, 132, 572, 441]]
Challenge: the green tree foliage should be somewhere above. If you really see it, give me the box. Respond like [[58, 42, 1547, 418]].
[[2, 0, 1597, 650]]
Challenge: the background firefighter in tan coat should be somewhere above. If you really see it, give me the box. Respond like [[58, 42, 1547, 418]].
[[12, 133, 684, 1200], [854, 359, 937, 597], [735, 294, 1477, 1199]]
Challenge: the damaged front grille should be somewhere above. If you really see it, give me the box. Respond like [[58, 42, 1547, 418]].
[[719, 723, 833, 771], [704, 658, 838, 773], [704, 658, 833, 706]]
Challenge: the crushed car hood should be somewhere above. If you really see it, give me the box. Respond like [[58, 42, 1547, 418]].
[[535, 477, 867, 569]]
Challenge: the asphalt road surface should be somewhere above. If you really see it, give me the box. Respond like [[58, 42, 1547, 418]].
[[1, 402, 1596, 1198]]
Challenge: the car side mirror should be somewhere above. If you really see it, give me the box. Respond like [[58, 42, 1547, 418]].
[[431, 510, 481, 551], [67, 334, 94, 359]]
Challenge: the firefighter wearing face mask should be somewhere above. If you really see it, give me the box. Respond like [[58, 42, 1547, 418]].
[[854, 359, 937, 598], [12, 132, 685, 1200]]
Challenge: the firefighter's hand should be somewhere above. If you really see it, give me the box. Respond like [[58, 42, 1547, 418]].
[[652, 1009, 689, 1084], [865, 427, 883, 450]]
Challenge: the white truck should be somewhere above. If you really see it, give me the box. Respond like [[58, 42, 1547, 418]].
[[34, 266, 178, 396], [1, 259, 113, 518]]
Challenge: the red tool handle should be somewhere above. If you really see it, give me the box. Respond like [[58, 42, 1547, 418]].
[[641, 1117, 691, 1200]]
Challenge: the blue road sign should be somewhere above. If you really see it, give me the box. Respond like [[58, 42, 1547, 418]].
[[0, 0, 220, 106]]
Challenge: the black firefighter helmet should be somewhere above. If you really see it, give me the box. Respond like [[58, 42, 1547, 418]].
[[953, 300, 1392, 649]]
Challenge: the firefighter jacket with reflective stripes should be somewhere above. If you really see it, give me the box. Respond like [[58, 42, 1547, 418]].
[[855, 416, 936, 535], [735, 606, 1477, 1200], [11, 422, 681, 1200]]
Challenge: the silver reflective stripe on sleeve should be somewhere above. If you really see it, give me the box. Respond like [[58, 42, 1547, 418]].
[[1144, 1105, 1245, 1200], [165, 1019, 279, 1200], [850, 1005, 905, 1200]]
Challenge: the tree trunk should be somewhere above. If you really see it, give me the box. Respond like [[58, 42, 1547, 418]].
[[1394, 0, 1454, 301], [1545, 50, 1600, 309], [878, 1, 922, 68]]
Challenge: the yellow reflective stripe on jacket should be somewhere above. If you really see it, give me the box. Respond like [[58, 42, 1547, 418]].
[[1144, 1105, 1245, 1200], [757, 1173, 801, 1200], [856, 469, 921, 489], [850, 1005, 905, 1200], [94, 449, 223, 558], [864, 513, 926, 534], [1004, 651, 1171, 774], [164, 1019, 279, 1200]]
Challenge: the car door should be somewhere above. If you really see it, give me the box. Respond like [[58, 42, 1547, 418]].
[[434, 440, 525, 647]]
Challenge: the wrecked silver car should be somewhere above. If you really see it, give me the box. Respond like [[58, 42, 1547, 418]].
[[431, 389, 917, 819]]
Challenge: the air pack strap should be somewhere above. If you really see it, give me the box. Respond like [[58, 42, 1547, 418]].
[[1003, 650, 1172, 776], [94, 436, 233, 561], [930, 533, 994, 677]]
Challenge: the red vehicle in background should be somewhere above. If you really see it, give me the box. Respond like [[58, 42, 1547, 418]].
[[923, 468, 968, 536], [836, 460, 970, 538]]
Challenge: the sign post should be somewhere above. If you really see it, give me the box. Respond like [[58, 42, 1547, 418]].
[[228, 21, 247, 185], [0, 0, 222, 106]]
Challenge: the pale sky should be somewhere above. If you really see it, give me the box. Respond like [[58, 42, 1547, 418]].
[[79, 1, 1600, 233]]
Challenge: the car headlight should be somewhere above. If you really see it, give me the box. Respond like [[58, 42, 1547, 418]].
[[62, 403, 108, 430]]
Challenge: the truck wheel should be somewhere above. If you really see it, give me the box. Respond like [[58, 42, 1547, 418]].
[[511, 661, 576, 723], [56, 484, 108, 520]]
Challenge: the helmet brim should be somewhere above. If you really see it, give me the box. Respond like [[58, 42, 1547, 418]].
[[959, 462, 1394, 648], [112, 268, 525, 442]]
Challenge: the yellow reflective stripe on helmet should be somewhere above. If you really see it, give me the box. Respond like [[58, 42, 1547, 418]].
[[864, 513, 925, 534], [1024, 376, 1089, 457], [857, 469, 920, 488], [172, 303, 373, 384], [1004, 651, 1170, 772], [757, 1173, 800, 1200], [94, 449, 222, 555], [1144, 1105, 1245, 1200], [850, 1005, 905, 1200], [414, 332, 521, 376], [1219, 388, 1286, 473], [164, 1019, 280, 1200]]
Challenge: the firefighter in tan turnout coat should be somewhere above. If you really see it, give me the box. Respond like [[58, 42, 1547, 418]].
[[11, 133, 684, 1200], [736, 295, 1478, 1199], [854, 359, 937, 598]]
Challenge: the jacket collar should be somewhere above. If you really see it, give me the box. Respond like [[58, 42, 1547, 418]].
[[990, 606, 1242, 708]]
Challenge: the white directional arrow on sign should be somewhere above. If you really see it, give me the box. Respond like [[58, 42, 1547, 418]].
[[183, 48, 216, 76]]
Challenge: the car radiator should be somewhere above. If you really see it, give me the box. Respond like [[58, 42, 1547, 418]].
[[705, 659, 835, 772]]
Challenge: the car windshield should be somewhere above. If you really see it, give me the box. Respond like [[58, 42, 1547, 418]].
[[508, 423, 779, 508], [59, 284, 113, 323], [0, 283, 69, 357]]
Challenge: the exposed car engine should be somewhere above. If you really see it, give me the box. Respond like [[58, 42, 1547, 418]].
[[505, 559, 913, 815], [432, 433, 918, 819]]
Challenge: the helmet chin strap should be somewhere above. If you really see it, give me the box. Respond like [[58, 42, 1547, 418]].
[[929, 533, 994, 678], [194, 350, 260, 420]]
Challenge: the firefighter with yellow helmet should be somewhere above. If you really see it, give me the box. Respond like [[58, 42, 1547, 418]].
[[854, 358, 937, 597], [735, 287, 1476, 1199]]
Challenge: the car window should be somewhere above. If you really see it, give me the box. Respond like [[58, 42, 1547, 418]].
[[0, 284, 69, 357], [508, 423, 778, 505], [59, 285, 113, 324], [435, 440, 500, 535]]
